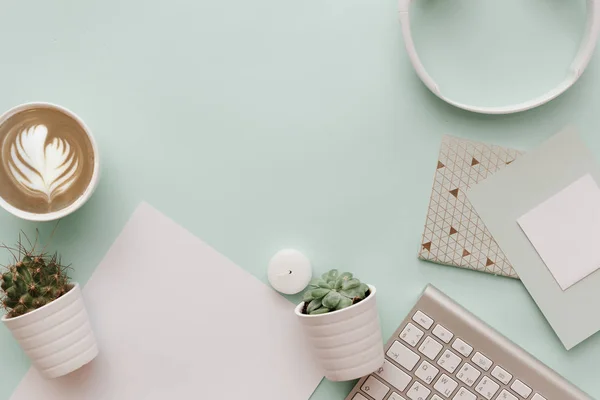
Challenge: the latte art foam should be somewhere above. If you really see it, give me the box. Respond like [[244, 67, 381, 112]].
[[0, 107, 95, 214], [8, 125, 80, 202]]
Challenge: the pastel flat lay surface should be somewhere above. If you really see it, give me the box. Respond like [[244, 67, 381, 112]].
[[1, 0, 600, 399]]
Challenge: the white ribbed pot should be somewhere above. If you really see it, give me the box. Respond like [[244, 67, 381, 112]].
[[294, 284, 384, 382], [1, 283, 98, 379]]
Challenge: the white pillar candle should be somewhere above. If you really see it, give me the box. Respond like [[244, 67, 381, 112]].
[[268, 249, 312, 295]]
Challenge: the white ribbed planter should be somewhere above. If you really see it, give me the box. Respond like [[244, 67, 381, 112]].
[[2, 283, 98, 379], [294, 284, 384, 382]]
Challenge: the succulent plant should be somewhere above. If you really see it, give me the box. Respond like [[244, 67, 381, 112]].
[[302, 269, 369, 315], [0, 238, 73, 319]]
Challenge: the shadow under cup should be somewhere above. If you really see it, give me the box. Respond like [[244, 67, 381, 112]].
[[0, 103, 100, 221]]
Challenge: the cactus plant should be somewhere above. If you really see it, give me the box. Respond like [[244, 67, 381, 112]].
[[301, 269, 369, 315], [0, 238, 73, 319]]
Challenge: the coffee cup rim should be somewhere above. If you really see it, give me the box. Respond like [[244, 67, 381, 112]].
[[0, 102, 100, 222]]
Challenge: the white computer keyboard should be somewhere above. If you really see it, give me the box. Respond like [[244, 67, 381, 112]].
[[345, 285, 591, 400]]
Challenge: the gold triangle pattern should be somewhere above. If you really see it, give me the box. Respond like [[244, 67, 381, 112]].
[[418, 135, 521, 278]]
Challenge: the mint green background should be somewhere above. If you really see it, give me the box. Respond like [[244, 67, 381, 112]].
[[0, 0, 598, 398]]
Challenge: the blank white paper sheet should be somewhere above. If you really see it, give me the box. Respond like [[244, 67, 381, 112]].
[[9, 202, 322, 400], [518, 174, 600, 291]]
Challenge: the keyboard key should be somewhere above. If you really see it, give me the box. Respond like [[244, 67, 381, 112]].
[[491, 365, 512, 385], [389, 392, 407, 400], [375, 360, 412, 392], [418, 336, 443, 360], [531, 395, 547, 400], [452, 387, 476, 400], [452, 338, 473, 357], [407, 381, 431, 400], [434, 374, 458, 398], [412, 311, 433, 329], [400, 323, 424, 347], [497, 389, 518, 400], [475, 377, 500, 400], [361, 376, 389, 400], [352, 394, 368, 400], [387, 341, 420, 371], [437, 349, 462, 374], [471, 352, 493, 371], [431, 396, 444, 400], [511, 380, 532, 398], [456, 363, 480, 387], [432, 324, 453, 343], [415, 360, 439, 384]]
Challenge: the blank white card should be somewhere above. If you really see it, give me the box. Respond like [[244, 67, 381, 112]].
[[10, 202, 322, 400], [518, 174, 600, 291]]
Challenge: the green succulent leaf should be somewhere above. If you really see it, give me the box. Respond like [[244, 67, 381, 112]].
[[336, 296, 353, 310], [19, 293, 33, 307], [333, 272, 356, 290], [16, 264, 32, 282], [322, 290, 342, 309], [310, 288, 331, 299], [2, 298, 17, 309], [2, 272, 13, 284], [338, 272, 353, 281], [333, 277, 344, 289], [358, 283, 369, 296], [309, 307, 331, 315], [341, 278, 360, 291], [321, 269, 339, 281], [340, 287, 362, 299], [307, 298, 322, 314], [308, 278, 321, 288], [46, 262, 59, 273], [12, 304, 26, 316], [48, 287, 61, 299], [303, 290, 314, 302], [40, 286, 52, 296], [1, 280, 12, 291], [317, 279, 331, 289], [303, 287, 331, 302], [5, 286, 19, 300], [32, 297, 48, 309], [15, 279, 26, 294]]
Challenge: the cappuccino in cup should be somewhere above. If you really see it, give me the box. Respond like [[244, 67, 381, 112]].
[[0, 103, 99, 221]]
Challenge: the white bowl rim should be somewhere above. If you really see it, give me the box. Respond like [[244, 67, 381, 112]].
[[0, 102, 100, 222]]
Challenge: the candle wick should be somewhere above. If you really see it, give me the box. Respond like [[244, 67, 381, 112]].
[[276, 270, 294, 277]]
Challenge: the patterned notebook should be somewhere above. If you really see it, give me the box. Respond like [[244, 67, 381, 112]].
[[418, 135, 521, 278]]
